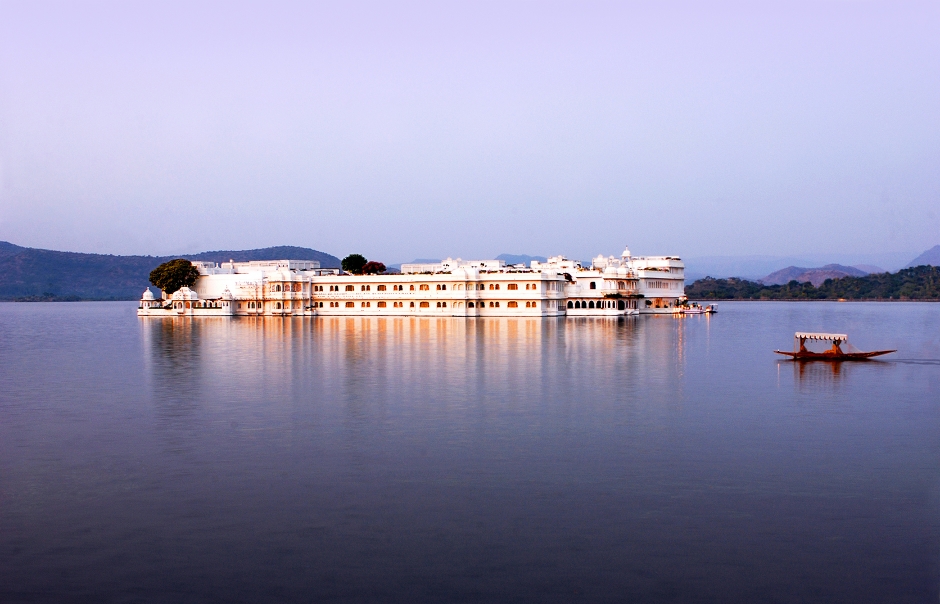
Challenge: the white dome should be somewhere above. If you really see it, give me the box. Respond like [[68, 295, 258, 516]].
[[221, 287, 234, 300], [621, 246, 632, 258], [172, 286, 199, 301], [604, 266, 618, 276], [142, 288, 154, 300]]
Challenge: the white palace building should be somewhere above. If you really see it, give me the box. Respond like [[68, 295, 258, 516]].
[[138, 247, 686, 318]]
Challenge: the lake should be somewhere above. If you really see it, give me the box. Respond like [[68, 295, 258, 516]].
[[1, 302, 938, 603]]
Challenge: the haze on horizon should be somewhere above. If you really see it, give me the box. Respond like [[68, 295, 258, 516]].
[[0, 0, 937, 266]]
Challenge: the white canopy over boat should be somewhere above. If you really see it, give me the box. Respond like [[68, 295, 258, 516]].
[[794, 332, 848, 341]]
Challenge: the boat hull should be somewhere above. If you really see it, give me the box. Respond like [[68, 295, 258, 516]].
[[774, 350, 896, 361]]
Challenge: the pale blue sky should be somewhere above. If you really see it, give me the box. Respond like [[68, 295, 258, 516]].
[[0, 1, 937, 265]]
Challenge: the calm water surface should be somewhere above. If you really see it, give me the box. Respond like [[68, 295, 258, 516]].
[[1, 302, 938, 603]]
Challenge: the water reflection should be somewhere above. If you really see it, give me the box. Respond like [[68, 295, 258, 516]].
[[3, 303, 940, 602], [784, 358, 897, 391], [138, 315, 681, 433], [142, 318, 204, 419]]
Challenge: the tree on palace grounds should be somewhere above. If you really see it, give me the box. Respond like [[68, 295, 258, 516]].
[[149, 259, 200, 294], [342, 254, 368, 274], [362, 261, 386, 275]]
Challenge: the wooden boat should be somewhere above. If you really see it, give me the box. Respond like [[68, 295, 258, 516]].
[[774, 332, 895, 361]]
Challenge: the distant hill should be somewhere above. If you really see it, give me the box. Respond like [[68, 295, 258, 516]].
[[496, 253, 547, 266], [906, 245, 940, 268], [687, 265, 940, 300], [683, 253, 912, 281], [760, 264, 869, 287], [0, 242, 339, 301]]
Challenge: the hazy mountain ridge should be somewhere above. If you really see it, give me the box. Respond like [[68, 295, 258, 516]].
[[760, 264, 872, 287], [0, 242, 339, 301], [906, 245, 940, 268]]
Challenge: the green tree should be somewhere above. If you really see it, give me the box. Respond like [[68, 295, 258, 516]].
[[149, 259, 200, 294], [342, 254, 368, 275]]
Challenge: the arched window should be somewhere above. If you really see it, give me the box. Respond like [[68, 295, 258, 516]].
[[436, 301, 441, 307], [420, 284, 429, 291], [507, 301, 518, 308], [275, 302, 282, 309], [441, 301, 446, 308], [377, 285, 386, 291], [494, 301, 500, 307], [410, 301, 415, 307], [420, 301, 429, 308], [507, 284, 518, 290], [377, 301, 386, 307], [345, 285, 354, 292], [489, 301, 494, 307], [345, 301, 355, 308], [468, 302, 475, 308], [588, 301, 595, 309], [589, 282, 596, 289], [532, 301, 538, 308], [567, 301, 573, 309]]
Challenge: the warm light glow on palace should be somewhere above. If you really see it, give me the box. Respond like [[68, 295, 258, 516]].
[[138, 247, 687, 317]]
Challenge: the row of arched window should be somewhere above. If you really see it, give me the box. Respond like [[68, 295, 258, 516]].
[[174, 301, 228, 310], [314, 282, 548, 292], [566, 299, 636, 310], [276, 280, 640, 295], [306, 300, 542, 310]]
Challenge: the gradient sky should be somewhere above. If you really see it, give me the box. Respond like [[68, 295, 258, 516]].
[[0, 1, 937, 263]]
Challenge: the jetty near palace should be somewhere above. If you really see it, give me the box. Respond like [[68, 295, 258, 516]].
[[138, 247, 687, 318]]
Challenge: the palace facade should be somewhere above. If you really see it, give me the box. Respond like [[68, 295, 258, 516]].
[[138, 248, 686, 318]]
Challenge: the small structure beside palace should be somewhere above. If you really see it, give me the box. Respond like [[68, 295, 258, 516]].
[[138, 247, 686, 318]]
